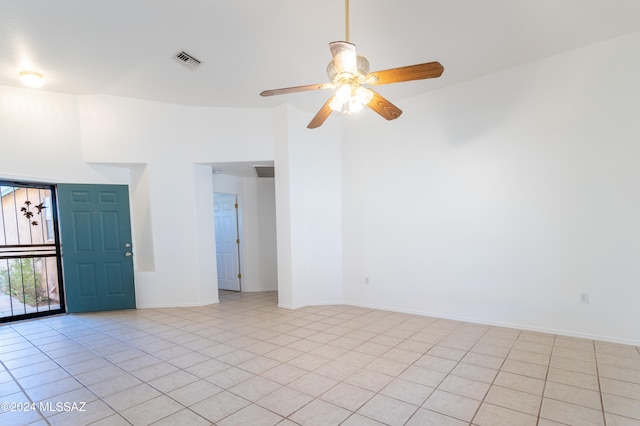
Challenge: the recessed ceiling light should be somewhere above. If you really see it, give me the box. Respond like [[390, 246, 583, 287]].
[[19, 71, 44, 88]]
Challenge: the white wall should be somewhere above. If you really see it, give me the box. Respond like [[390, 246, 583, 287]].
[[342, 32, 640, 345], [273, 105, 344, 308], [273, 105, 296, 307], [129, 164, 154, 272], [257, 178, 278, 291], [0, 87, 128, 184]]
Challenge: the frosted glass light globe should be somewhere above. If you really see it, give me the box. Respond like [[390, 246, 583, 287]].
[[19, 71, 44, 88]]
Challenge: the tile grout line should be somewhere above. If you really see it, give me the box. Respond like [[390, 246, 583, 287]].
[[594, 340, 607, 426], [97, 295, 328, 424], [73, 312, 252, 425], [0, 336, 51, 426], [72, 313, 254, 425], [468, 327, 522, 426], [205, 301, 357, 425], [12, 315, 193, 425], [349, 315, 457, 425], [400, 321, 499, 425], [397, 319, 489, 423], [535, 333, 557, 426], [11, 317, 133, 425], [281, 308, 429, 425], [261, 309, 451, 424]]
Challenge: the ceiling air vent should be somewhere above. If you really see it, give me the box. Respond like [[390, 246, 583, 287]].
[[254, 166, 275, 178], [174, 51, 201, 70]]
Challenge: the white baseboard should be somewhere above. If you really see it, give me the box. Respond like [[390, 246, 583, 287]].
[[136, 298, 219, 309]]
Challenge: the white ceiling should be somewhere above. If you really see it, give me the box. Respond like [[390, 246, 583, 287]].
[[2, 0, 640, 114]]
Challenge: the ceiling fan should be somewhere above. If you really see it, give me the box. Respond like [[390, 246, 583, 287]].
[[260, 0, 444, 129]]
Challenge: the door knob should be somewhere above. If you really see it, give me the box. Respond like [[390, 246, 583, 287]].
[[125, 243, 131, 248], [125, 252, 132, 257]]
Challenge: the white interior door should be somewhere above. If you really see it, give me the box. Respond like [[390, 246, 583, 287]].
[[214, 193, 240, 291]]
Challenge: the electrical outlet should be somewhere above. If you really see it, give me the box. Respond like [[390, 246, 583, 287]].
[[579, 293, 590, 304]]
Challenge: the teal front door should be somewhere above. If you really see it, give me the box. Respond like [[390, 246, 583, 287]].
[[57, 184, 136, 313]]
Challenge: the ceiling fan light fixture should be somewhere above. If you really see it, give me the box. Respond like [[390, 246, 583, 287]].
[[355, 86, 373, 104], [330, 84, 353, 112], [259, 0, 444, 128], [337, 52, 357, 74], [329, 97, 343, 112], [335, 84, 352, 102], [19, 71, 44, 88], [356, 56, 370, 75], [327, 55, 370, 82], [330, 84, 372, 114], [347, 97, 364, 113]]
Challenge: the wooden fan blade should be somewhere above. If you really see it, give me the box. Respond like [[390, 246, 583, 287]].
[[329, 41, 357, 74], [367, 90, 403, 121], [307, 97, 335, 129], [367, 62, 444, 85], [260, 83, 329, 97]]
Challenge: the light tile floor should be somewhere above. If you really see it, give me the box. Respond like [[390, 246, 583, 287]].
[[0, 291, 639, 425]]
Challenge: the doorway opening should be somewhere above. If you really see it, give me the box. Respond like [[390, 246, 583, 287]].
[[214, 193, 241, 292], [211, 162, 279, 301], [0, 180, 65, 322]]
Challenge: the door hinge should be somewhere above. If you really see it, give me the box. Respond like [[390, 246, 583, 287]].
[[237, 273, 242, 279], [234, 203, 238, 209], [236, 239, 240, 244]]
